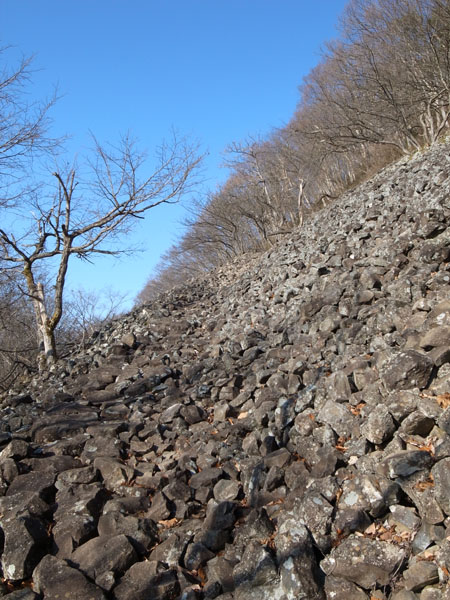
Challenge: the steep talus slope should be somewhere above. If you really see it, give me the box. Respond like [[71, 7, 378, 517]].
[[0, 141, 450, 599]]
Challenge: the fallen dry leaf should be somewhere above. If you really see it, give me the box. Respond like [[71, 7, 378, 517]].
[[158, 518, 180, 529], [414, 474, 434, 491], [336, 435, 350, 452], [436, 393, 450, 409], [349, 402, 366, 416], [364, 523, 377, 536], [197, 566, 207, 585], [266, 498, 284, 506]]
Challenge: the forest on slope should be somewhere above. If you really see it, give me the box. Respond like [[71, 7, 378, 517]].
[[137, 0, 450, 301]]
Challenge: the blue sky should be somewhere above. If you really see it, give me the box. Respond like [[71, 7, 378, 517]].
[[2, 1, 348, 310]]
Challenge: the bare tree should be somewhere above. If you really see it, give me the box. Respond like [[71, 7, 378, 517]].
[[0, 265, 39, 390], [299, 0, 450, 155], [61, 286, 128, 348], [0, 132, 203, 366], [0, 47, 60, 208], [136, 0, 450, 307]]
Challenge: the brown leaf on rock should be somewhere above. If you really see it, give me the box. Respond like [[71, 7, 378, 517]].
[[414, 474, 434, 491], [437, 393, 450, 409], [266, 498, 284, 506], [336, 435, 350, 452], [158, 518, 180, 529], [364, 523, 377, 536], [420, 391, 450, 408], [349, 402, 366, 416], [197, 566, 207, 586]]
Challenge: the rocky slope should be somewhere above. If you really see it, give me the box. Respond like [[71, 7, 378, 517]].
[[1, 140, 450, 599]]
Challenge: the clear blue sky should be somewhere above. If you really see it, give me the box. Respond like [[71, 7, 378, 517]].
[[2, 1, 348, 310]]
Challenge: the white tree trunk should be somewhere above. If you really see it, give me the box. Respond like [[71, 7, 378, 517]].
[[30, 283, 55, 369]]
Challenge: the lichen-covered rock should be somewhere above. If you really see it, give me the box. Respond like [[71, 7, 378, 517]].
[[381, 350, 434, 391], [431, 457, 450, 515], [361, 405, 395, 444], [378, 450, 433, 478], [1, 514, 48, 581], [320, 536, 407, 588]]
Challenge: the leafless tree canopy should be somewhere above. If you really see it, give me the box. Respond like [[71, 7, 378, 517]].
[[137, 0, 450, 305], [0, 132, 202, 365], [0, 48, 204, 373]]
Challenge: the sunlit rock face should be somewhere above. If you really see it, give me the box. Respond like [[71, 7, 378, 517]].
[[1, 140, 450, 599]]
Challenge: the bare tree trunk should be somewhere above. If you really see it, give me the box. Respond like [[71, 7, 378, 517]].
[[23, 265, 56, 369], [36, 283, 56, 364]]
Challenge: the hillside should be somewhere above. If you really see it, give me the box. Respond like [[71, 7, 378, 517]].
[[1, 140, 450, 599]]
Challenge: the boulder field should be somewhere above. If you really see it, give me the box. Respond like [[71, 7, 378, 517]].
[[1, 140, 450, 599]]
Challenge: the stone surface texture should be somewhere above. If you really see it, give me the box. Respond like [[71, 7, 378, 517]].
[[1, 141, 450, 598]]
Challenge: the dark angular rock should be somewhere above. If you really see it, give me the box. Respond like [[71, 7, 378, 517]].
[[361, 405, 395, 445], [184, 541, 215, 570], [381, 350, 434, 391], [324, 576, 368, 600], [70, 534, 138, 590], [321, 536, 407, 589], [1, 514, 49, 581], [338, 474, 401, 518], [203, 500, 236, 531], [403, 560, 439, 591], [333, 508, 371, 537], [412, 521, 446, 553], [97, 511, 157, 555], [93, 456, 134, 491], [163, 478, 193, 502], [399, 410, 435, 436], [263, 447, 291, 468], [149, 532, 187, 567], [431, 457, 450, 515], [378, 450, 433, 478], [0, 439, 29, 461], [2, 590, 39, 600], [0, 491, 51, 520], [180, 404, 206, 424], [114, 562, 180, 600], [53, 482, 107, 557], [33, 554, 107, 599], [233, 540, 277, 588], [6, 470, 55, 501], [274, 513, 323, 598], [317, 400, 357, 437], [57, 465, 97, 485], [189, 467, 223, 490], [147, 491, 171, 521], [419, 326, 450, 349], [213, 478, 241, 501]]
